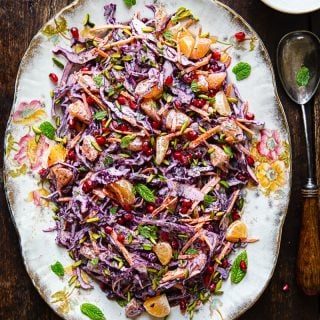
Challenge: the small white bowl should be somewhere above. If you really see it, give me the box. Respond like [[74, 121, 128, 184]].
[[260, 0, 320, 14]]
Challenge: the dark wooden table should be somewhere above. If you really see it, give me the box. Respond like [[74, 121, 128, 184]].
[[0, 1, 319, 319]]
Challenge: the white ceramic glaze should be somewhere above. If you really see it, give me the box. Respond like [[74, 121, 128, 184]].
[[260, 0, 320, 14], [4, 1, 291, 319]]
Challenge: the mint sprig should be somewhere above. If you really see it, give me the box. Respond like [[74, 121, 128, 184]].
[[135, 183, 156, 202], [80, 303, 106, 320], [232, 62, 251, 81], [50, 261, 64, 277]]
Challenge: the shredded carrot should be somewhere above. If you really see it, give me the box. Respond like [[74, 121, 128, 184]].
[[182, 55, 211, 75], [236, 120, 255, 135], [94, 48, 109, 58], [188, 105, 210, 118], [110, 230, 134, 266], [78, 81, 106, 110], [189, 125, 221, 149], [225, 83, 232, 97], [180, 230, 203, 254], [103, 35, 144, 49]]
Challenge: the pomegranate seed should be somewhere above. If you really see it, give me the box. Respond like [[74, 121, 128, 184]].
[[117, 95, 127, 105], [235, 31, 246, 42], [49, 73, 58, 84], [146, 204, 155, 213], [70, 27, 79, 39], [82, 180, 94, 193], [180, 206, 189, 214], [39, 168, 48, 179], [145, 148, 153, 156], [209, 88, 218, 97], [245, 112, 255, 120], [124, 213, 134, 221], [209, 283, 216, 292], [193, 151, 202, 159], [180, 155, 189, 166], [141, 17, 148, 23], [96, 136, 107, 145], [173, 151, 182, 161], [142, 141, 151, 153], [67, 149, 77, 161], [246, 156, 255, 166], [179, 299, 187, 313], [207, 266, 214, 274], [123, 204, 132, 212], [210, 64, 221, 72], [105, 226, 113, 235], [221, 259, 229, 268], [118, 124, 129, 131], [232, 212, 241, 221], [282, 283, 290, 292], [186, 130, 198, 141], [117, 217, 125, 225], [182, 199, 192, 209], [164, 76, 173, 86], [192, 98, 206, 107], [151, 121, 161, 130], [129, 100, 138, 111], [160, 231, 170, 241], [211, 50, 221, 60], [81, 67, 90, 72], [174, 100, 182, 108], [101, 118, 108, 127], [203, 274, 211, 287], [171, 239, 178, 249], [239, 260, 247, 271], [182, 71, 196, 84], [87, 96, 95, 105], [117, 233, 125, 243]]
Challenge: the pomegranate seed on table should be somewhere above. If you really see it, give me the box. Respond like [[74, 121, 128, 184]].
[[96, 136, 107, 145], [245, 112, 255, 120], [282, 283, 290, 292], [117, 233, 125, 243], [246, 156, 255, 166], [105, 226, 113, 235], [67, 149, 77, 161], [146, 204, 155, 213], [129, 100, 138, 111], [49, 72, 58, 84], [192, 98, 206, 108], [232, 212, 241, 221], [186, 130, 198, 141], [211, 50, 221, 60], [70, 27, 79, 39], [117, 95, 127, 105], [164, 75, 173, 86], [239, 260, 247, 271], [235, 31, 246, 42]]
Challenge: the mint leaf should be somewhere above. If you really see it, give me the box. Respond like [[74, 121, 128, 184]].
[[104, 156, 113, 167], [120, 135, 136, 148], [110, 206, 118, 215], [138, 225, 158, 243], [232, 62, 251, 81], [80, 303, 106, 320], [39, 121, 56, 140], [94, 111, 107, 121], [123, 0, 136, 7], [203, 194, 216, 208], [185, 248, 198, 255], [135, 183, 156, 202], [116, 299, 128, 307], [93, 74, 104, 88], [231, 250, 248, 284], [296, 66, 310, 87], [50, 261, 64, 277]]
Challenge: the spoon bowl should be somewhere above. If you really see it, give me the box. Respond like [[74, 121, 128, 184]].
[[277, 31, 320, 105]]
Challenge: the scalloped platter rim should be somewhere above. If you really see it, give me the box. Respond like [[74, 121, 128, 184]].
[[4, 1, 292, 320]]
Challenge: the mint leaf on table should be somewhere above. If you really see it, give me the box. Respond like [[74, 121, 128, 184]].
[[232, 62, 251, 81], [296, 66, 310, 87], [231, 250, 248, 284], [123, 0, 136, 7], [50, 261, 64, 277], [39, 121, 56, 140], [80, 303, 106, 320], [135, 183, 156, 202]]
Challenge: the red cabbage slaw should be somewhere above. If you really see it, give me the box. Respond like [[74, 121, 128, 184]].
[[44, 3, 263, 318]]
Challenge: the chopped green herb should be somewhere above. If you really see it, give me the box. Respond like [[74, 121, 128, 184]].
[[93, 74, 104, 88], [50, 261, 64, 277], [185, 248, 199, 255], [203, 194, 216, 207], [94, 110, 108, 121], [232, 62, 251, 81], [163, 30, 173, 41], [52, 57, 64, 69], [110, 206, 118, 215], [138, 225, 158, 244], [123, 0, 136, 7], [135, 183, 156, 203], [231, 250, 248, 284], [80, 303, 106, 320], [91, 258, 99, 266], [296, 66, 310, 87], [120, 135, 136, 148], [39, 121, 56, 140], [116, 299, 128, 307], [104, 156, 113, 167], [191, 80, 199, 93]]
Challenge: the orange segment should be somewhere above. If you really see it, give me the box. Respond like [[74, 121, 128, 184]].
[[47, 144, 67, 166], [143, 294, 171, 318], [225, 220, 248, 242], [207, 72, 227, 90], [153, 242, 173, 265], [179, 34, 195, 58], [190, 37, 211, 60], [214, 91, 231, 116]]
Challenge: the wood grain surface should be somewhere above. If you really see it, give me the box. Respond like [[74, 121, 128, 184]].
[[0, 1, 319, 319]]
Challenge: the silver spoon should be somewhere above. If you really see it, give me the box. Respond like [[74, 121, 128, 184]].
[[277, 31, 320, 296]]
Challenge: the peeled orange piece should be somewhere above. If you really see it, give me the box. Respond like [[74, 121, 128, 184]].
[[190, 37, 211, 60], [48, 144, 67, 166], [179, 34, 195, 58], [207, 72, 227, 90], [225, 220, 248, 243], [153, 242, 173, 265], [143, 294, 171, 318], [214, 91, 231, 116]]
